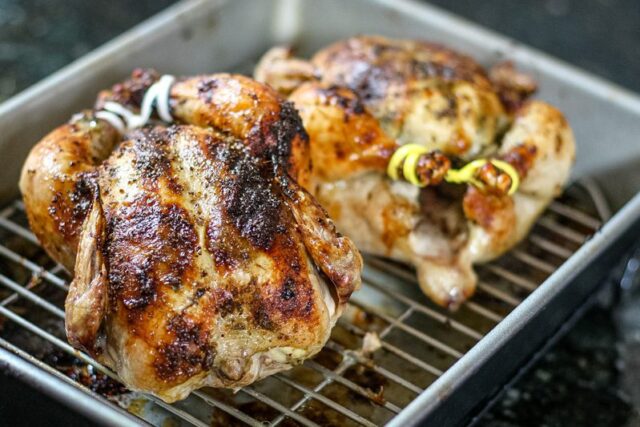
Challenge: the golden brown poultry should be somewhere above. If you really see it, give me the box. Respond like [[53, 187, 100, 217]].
[[256, 36, 575, 308], [19, 69, 362, 402]]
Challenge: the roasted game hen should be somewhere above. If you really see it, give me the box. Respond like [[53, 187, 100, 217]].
[[256, 36, 575, 308], [19, 70, 362, 402]]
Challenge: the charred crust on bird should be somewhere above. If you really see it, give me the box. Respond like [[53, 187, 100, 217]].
[[154, 314, 214, 382], [105, 197, 197, 311]]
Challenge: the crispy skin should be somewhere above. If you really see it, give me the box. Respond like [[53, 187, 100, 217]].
[[290, 83, 398, 184], [308, 36, 507, 159], [19, 119, 119, 270], [169, 74, 312, 188], [94, 126, 336, 398], [256, 36, 575, 307], [21, 72, 361, 401]]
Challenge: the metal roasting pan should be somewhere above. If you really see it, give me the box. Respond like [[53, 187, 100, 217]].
[[0, 0, 639, 425]]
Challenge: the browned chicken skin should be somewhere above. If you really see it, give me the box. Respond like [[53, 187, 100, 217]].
[[19, 70, 362, 402], [256, 36, 575, 308]]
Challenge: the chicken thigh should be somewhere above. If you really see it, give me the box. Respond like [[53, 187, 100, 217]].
[[20, 70, 362, 402], [256, 36, 575, 308]]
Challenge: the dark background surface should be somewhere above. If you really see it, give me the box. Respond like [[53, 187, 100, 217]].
[[1, 0, 639, 426]]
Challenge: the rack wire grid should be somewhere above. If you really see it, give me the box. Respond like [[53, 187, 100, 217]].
[[0, 180, 607, 426]]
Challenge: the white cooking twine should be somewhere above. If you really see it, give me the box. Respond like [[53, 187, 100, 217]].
[[73, 75, 175, 133]]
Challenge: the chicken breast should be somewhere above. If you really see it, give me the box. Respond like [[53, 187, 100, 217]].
[[20, 70, 362, 402], [256, 36, 575, 308]]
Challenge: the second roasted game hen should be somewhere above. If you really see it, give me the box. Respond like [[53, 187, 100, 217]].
[[19, 70, 362, 402], [256, 36, 575, 308]]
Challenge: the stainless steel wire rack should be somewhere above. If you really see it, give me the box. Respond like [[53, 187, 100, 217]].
[[0, 181, 606, 427]]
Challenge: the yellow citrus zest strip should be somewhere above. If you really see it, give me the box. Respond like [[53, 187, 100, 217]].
[[445, 158, 520, 195], [403, 151, 426, 186], [387, 144, 429, 181], [444, 159, 488, 184], [387, 144, 520, 195], [489, 159, 520, 195]]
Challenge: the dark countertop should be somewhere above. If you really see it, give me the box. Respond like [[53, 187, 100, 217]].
[[1, 0, 639, 426]]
